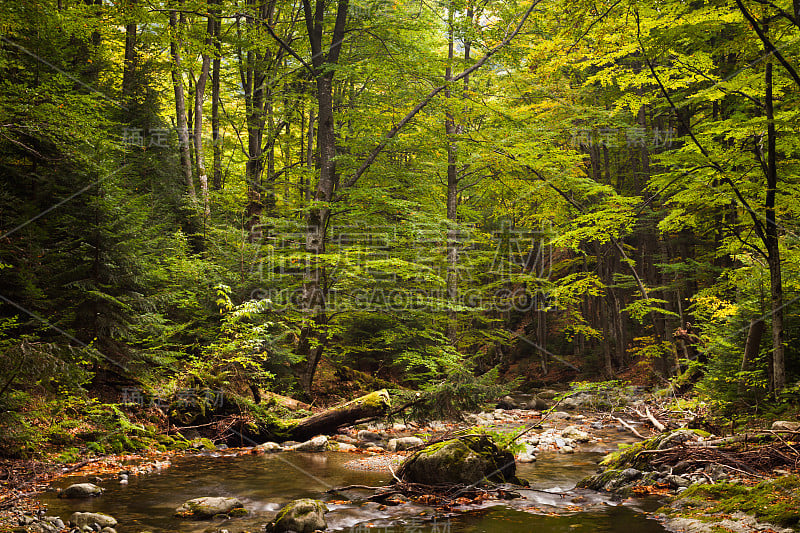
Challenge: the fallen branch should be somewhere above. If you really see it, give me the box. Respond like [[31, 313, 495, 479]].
[[614, 416, 647, 439]]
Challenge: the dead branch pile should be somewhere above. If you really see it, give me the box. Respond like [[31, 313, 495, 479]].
[[330, 481, 522, 509], [640, 440, 800, 478]]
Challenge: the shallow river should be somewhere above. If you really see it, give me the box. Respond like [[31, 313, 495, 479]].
[[39, 446, 668, 533]]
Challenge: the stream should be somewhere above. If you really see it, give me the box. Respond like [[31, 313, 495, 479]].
[[37, 433, 670, 533]]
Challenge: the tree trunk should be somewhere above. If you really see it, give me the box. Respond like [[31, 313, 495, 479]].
[[764, 59, 785, 392], [194, 12, 213, 217], [445, 3, 459, 343], [169, 4, 196, 199], [296, 0, 349, 395], [211, 0, 222, 190], [121, 1, 137, 102], [739, 318, 765, 394], [286, 390, 391, 441]]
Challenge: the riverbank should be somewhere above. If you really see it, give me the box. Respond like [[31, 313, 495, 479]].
[[2, 387, 799, 533]]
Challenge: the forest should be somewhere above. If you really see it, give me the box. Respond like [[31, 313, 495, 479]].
[[1, 0, 800, 474]]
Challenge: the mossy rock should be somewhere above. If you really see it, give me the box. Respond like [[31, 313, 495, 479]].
[[175, 497, 246, 519], [397, 434, 517, 485], [266, 498, 327, 533]]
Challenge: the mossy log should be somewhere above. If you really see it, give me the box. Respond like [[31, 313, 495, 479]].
[[282, 389, 391, 441]]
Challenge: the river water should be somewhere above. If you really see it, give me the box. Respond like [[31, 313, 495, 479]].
[[38, 445, 668, 533]]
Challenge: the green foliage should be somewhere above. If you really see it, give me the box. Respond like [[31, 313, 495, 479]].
[[409, 362, 511, 421]]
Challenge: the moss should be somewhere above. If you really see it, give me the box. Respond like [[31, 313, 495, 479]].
[[229, 507, 249, 517], [86, 441, 105, 455], [666, 476, 800, 528], [193, 437, 216, 450]]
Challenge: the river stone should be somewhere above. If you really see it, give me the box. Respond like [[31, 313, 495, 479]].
[[664, 474, 691, 489], [266, 498, 328, 533], [60, 483, 103, 498], [357, 430, 381, 442], [621, 468, 641, 481], [175, 496, 246, 519], [397, 435, 516, 485], [333, 442, 358, 452], [517, 452, 536, 463], [292, 435, 328, 452], [771, 420, 800, 432], [70, 512, 118, 529], [561, 425, 590, 442], [497, 395, 523, 410], [255, 442, 282, 453], [528, 396, 549, 410], [388, 436, 424, 451]]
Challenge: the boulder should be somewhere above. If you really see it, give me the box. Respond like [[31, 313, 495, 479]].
[[496, 395, 523, 410], [771, 420, 800, 432], [70, 512, 117, 529], [357, 430, 381, 442], [266, 498, 328, 533], [561, 425, 591, 442], [517, 452, 536, 463], [255, 442, 282, 453], [175, 496, 246, 519], [333, 442, 358, 452], [397, 435, 517, 485], [387, 436, 424, 452], [528, 396, 549, 410], [291, 435, 328, 452], [60, 483, 103, 498]]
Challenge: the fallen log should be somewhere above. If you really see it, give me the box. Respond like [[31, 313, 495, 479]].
[[283, 389, 391, 441]]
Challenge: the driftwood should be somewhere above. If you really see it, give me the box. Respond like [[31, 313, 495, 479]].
[[614, 416, 647, 439], [284, 389, 392, 441]]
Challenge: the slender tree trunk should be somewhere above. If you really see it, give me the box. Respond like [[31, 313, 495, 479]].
[[194, 12, 213, 217], [297, 0, 349, 394], [121, 1, 137, 102], [169, 4, 196, 199], [764, 59, 785, 391], [211, 0, 222, 190], [445, 3, 459, 343]]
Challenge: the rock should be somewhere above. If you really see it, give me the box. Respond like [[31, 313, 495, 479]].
[[60, 483, 103, 498], [175, 496, 246, 519], [561, 425, 590, 442], [266, 498, 327, 533], [333, 442, 358, 452], [387, 436, 424, 452], [561, 397, 579, 410], [255, 442, 282, 453], [664, 474, 691, 489], [517, 453, 536, 463], [560, 445, 574, 453], [333, 434, 359, 444], [100, 528, 117, 533], [497, 395, 523, 410], [357, 430, 381, 442], [291, 435, 328, 452], [392, 423, 407, 432], [397, 435, 517, 485], [537, 389, 560, 400], [621, 468, 641, 481], [281, 440, 300, 447], [552, 411, 571, 420], [658, 430, 704, 449], [364, 445, 385, 453], [70, 512, 118, 529], [528, 396, 549, 410], [771, 420, 800, 432]]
